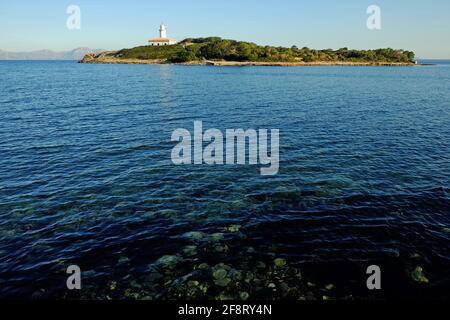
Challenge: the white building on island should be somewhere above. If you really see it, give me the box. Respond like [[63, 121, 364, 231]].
[[148, 24, 177, 46]]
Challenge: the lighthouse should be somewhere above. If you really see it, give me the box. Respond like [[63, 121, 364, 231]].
[[159, 24, 167, 39], [149, 23, 177, 46]]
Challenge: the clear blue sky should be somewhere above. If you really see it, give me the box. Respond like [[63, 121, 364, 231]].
[[1, 0, 449, 58]]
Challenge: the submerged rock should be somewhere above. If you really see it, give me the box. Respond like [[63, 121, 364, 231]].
[[244, 271, 254, 283], [210, 233, 224, 241], [325, 284, 335, 291], [239, 292, 250, 300], [183, 231, 205, 241], [197, 263, 210, 270], [411, 266, 429, 284], [213, 263, 231, 271], [214, 278, 232, 287], [246, 246, 255, 254], [156, 255, 182, 268], [217, 293, 233, 300], [214, 244, 228, 253], [213, 268, 228, 280], [182, 245, 198, 257], [224, 225, 241, 233], [187, 280, 199, 287], [109, 281, 117, 291], [274, 258, 287, 268], [233, 271, 243, 281]]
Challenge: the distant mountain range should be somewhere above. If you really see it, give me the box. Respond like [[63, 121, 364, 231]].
[[0, 48, 103, 60]]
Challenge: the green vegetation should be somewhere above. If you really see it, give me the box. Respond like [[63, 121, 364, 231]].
[[115, 37, 415, 64], [116, 44, 185, 60]]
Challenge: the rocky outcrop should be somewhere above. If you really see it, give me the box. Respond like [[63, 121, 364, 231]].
[[79, 51, 168, 64], [79, 51, 118, 63], [80, 53, 415, 67]]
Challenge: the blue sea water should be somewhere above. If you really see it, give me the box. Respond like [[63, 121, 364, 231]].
[[0, 60, 449, 299]]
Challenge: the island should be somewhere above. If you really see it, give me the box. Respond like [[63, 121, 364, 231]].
[[80, 37, 416, 66]]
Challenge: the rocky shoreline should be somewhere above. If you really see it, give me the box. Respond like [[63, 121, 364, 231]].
[[61, 223, 435, 301], [80, 52, 416, 67]]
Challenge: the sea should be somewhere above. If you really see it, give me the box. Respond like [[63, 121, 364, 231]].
[[0, 59, 449, 300]]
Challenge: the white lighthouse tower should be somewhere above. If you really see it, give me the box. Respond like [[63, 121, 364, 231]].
[[149, 23, 177, 46], [159, 23, 167, 39]]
